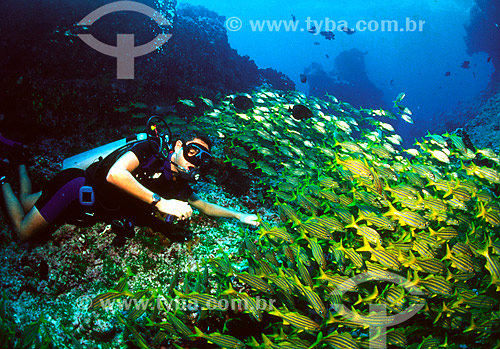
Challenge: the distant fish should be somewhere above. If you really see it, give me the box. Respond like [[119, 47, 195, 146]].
[[445, 71, 451, 77], [313, 41, 320, 45], [341, 26, 356, 35], [487, 56, 492, 63], [291, 14, 296, 23], [308, 25, 317, 34], [300, 74, 307, 83], [115, 106, 130, 113], [290, 105, 314, 120], [178, 99, 195, 107], [199, 96, 214, 107], [461, 61, 470, 69], [130, 102, 148, 109], [325, 54, 330, 58], [390, 79, 394, 86], [232, 96, 254, 111], [320, 31, 335, 40]]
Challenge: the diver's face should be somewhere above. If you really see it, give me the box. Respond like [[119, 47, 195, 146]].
[[172, 138, 211, 173]]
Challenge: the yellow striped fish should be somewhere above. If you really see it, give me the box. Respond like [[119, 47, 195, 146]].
[[357, 237, 401, 270], [90, 290, 133, 310], [322, 332, 360, 349], [346, 217, 382, 246], [194, 327, 245, 348], [339, 243, 366, 269], [442, 245, 474, 273], [478, 247, 500, 288], [429, 226, 458, 240], [384, 202, 429, 229], [293, 275, 327, 318], [235, 272, 273, 293], [300, 221, 334, 240], [335, 154, 373, 179], [269, 307, 321, 332], [259, 226, 294, 243], [357, 211, 396, 230]]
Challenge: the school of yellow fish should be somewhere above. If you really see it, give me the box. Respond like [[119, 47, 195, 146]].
[[98, 88, 500, 348]]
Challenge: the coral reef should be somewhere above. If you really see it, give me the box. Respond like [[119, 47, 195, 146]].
[[461, 0, 500, 150], [466, 90, 500, 149], [0, 177, 270, 347], [465, 0, 500, 77], [305, 49, 386, 109], [0, 1, 292, 145]]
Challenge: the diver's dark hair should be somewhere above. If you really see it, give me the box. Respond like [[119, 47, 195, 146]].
[[173, 130, 213, 151], [184, 130, 212, 151]]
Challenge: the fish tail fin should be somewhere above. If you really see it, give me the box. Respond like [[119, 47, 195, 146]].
[[194, 326, 205, 338], [443, 186, 453, 198], [292, 273, 305, 293], [442, 244, 453, 262], [429, 227, 437, 237], [338, 238, 347, 252], [345, 215, 357, 229], [476, 202, 486, 218], [316, 268, 327, 280], [416, 192, 424, 205], [268, 307, 282, 317], [356, 237, 372, 252], [220, 283, 238, 296], [173, 289, 185, 298], [334, 152, 342, 165], [411, 269, 421, 287], [476, 245, 489, 258], [384, 201, 399, 218], [356, 210, 366, 223], [297, 227, 309, 242], [488, 236, 495, 249], [261, 334, 273, 346], [403, 250, 418, 268], [353, 293, 364, 305], [258, 229, 269, 242], [465, 222, 476, 245], [446, 268, 455, 282], [310, 332, 324, 349]]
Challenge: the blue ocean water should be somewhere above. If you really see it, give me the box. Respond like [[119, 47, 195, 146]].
[[186, 0, 497, 143]]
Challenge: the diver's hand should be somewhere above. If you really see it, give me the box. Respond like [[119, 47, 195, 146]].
[[157, 199, 193, 220], [238, 213, 260, 226]]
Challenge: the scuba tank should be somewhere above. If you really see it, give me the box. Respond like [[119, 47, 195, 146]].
[[61, 133, 147, 170]]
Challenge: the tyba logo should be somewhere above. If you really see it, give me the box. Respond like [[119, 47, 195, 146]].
[[77, 1, 172, 79], [330, 271, 426, 348]]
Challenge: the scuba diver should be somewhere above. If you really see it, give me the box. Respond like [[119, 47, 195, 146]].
[[0, 117, 259, 244]]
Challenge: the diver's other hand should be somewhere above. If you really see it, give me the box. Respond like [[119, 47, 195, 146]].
[[157, 199, 192, 220], [238, 213, 260, 226]]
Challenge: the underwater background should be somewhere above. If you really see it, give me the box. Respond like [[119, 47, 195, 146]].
[[0, 0, 500, 348]]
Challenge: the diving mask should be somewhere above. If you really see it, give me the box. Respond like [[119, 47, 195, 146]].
[[182, 142, 212, 167]]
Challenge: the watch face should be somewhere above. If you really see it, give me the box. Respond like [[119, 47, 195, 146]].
[[152, 193, 161, 204]]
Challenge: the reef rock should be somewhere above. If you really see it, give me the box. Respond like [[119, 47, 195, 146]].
[[465, 90, 500, 149]]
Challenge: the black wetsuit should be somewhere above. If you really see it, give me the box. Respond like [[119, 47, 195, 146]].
[[34, 140, 193, 238]]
